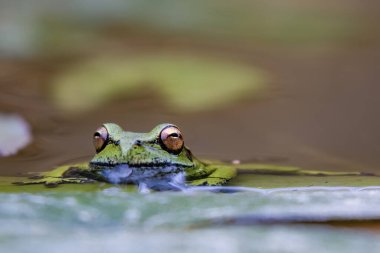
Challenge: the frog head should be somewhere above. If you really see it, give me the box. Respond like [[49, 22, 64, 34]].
[[89, 123, 196, 184]]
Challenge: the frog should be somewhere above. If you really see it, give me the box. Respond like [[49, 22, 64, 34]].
[[15, 123, 237, 189], [14, 123, 371, 190]]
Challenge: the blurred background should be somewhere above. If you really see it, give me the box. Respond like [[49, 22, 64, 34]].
[[0, 0, 380, 176]]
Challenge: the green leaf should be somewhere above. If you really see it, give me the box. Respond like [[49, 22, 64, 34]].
[[51, 53, 267, 113]]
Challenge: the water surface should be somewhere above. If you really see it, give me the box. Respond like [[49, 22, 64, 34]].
[[2, 188, 380, 253]]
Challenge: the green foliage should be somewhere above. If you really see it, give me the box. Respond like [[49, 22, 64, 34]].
[[51, 53, 267, 113]]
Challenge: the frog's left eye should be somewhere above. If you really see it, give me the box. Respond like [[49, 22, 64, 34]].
[[93, 126, 108, 153], [160, 126, 184, 154]]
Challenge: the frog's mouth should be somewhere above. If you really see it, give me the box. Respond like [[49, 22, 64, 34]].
[[89, 161, 191, 169], [89, 161, 188, 185]]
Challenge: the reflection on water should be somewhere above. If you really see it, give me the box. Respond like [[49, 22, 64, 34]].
[[2, 189, 380, 253]]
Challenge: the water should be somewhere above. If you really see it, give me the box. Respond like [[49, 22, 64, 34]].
[[2, 188, 380, 253]]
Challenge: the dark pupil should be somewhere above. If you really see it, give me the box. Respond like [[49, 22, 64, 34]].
[[169, 133, 179, 138], [94, 132, 101, 137]]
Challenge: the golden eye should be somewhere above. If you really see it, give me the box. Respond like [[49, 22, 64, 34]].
[[160, 126, 184, 153], [93, 126, 108, 153]]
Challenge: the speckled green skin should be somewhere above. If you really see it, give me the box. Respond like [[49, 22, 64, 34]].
[[16, 123, 237, 187]]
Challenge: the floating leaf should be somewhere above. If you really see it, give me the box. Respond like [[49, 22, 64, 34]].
[[3, 161, 380, 192], [0, 114, 31, 157], [51, 53, 267, 113]]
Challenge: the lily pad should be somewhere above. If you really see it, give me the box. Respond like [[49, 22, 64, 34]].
[[0, 114, 31, 157], [3, 161, 380, 193], [51, 53, 267, 113]]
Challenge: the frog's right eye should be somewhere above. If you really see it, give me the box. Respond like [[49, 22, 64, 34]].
[[93, 127, 108, 153]]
